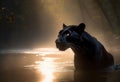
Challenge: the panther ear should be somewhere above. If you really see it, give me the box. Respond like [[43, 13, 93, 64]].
[[77, 23, 86, 32], [63, 23, 67, 29]]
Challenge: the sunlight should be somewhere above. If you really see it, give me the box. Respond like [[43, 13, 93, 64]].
[[23, 47, 74, 82], [35, 58, 55, 82], [35, 48, 63, 56], [22, 48, 65, 56], [35, 48, 73, 56]]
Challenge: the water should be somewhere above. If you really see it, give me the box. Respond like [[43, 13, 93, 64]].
[[0, 53, 120, 82]]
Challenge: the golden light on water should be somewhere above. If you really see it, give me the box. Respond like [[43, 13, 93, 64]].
[[1, 47, 74, 82], [22, 48, 73, 56], [35, 58, 55, 82], [23, 48, 74, 82], [23, 48, 60, 54], [35, 48, 64, 56]]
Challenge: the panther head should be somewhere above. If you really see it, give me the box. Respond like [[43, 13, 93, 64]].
[[55, 23, 86, 51]]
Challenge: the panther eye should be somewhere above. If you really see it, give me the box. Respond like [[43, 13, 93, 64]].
[[66, 33, 70, 37], [66, 33, 70, 36], [63, 31, 71, 37]]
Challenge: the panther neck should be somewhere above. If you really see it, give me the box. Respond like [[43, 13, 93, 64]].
[[70, 32, 99, 55], [70, 44, 88, 56]]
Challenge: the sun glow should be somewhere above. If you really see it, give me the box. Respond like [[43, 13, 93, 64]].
[[35, 48, 62, 56], [23, 47, 74, 82], [35, 58, 56, 82], [22, 48, 63, 55]]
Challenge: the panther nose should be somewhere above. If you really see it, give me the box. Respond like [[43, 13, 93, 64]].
[[55, 39, 61, 48], [55, 39, 58, 43], [55, 38, 63, 44], [55, 39, 60, 44]]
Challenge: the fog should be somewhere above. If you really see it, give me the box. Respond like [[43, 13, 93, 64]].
[[0, 0, 120, 58]]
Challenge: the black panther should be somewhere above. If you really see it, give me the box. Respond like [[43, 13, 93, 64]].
[[55, 23, 115, 70]]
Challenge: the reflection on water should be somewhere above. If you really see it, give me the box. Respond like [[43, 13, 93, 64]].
[[36, 58, 56, 82], [25, 56, 74, 82], [0, 53, 120, 82]]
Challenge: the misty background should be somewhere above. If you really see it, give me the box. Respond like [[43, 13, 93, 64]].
[[0, 0, 120, 56]]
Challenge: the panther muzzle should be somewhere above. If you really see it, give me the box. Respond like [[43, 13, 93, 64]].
[[55, 39, 69, 51]]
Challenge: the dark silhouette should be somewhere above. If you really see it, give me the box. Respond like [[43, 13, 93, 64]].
[[74, 70, 107, 82], [55, 23, 115, 70]]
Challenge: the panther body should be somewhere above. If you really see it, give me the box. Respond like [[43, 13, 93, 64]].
[[55, 23, 114, 70]]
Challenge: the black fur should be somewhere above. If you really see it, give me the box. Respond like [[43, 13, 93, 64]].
[[55, 23, 114, 70]]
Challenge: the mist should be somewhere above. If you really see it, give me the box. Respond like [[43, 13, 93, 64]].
[[0, 0, 120, 58]]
